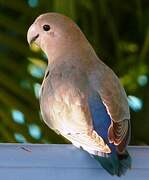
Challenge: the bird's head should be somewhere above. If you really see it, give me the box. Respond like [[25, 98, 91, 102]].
[[27, 13, 89, 61]]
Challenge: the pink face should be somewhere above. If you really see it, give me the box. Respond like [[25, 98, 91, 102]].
[[27, 17, 64, 53], [27, 13, 88, 60]]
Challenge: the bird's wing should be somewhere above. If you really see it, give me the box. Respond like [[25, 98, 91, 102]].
[[89, 62, 130, 150], [51, 83, 112, 156]]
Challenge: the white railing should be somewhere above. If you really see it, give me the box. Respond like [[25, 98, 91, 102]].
[[0, 144, 148, 180]]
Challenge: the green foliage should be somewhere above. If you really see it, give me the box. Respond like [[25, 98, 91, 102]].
[[0, 0, 149, 144]]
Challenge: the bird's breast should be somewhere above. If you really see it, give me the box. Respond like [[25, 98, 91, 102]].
[[39, 71, 92, 135]]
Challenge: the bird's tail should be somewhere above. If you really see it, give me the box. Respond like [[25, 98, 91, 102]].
[[93, 151, 131, 176]]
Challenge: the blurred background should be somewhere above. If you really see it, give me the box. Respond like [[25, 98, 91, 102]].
[[0, 0, 149, 145]]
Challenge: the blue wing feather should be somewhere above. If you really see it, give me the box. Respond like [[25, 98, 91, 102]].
[[88, 90, 131, 176], [88, 90, 116, 153]]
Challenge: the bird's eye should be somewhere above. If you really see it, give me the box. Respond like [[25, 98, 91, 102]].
[[43, 24, 50, 31]]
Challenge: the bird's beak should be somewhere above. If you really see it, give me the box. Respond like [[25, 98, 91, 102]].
[[29, 34, 39, 45], [27, 24, 39, 46]]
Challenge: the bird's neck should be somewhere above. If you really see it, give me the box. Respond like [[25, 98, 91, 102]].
[[46, 43, 97, 67]]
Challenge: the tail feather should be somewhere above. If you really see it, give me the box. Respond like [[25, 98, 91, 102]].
[[117, 151, 131, 176], [93, 151, 131, 176]]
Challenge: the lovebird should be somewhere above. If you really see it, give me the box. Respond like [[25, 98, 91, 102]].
[[27, 13, 131, 176]]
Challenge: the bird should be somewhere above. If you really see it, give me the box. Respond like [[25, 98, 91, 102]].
[[27, 12, 131, 176]]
